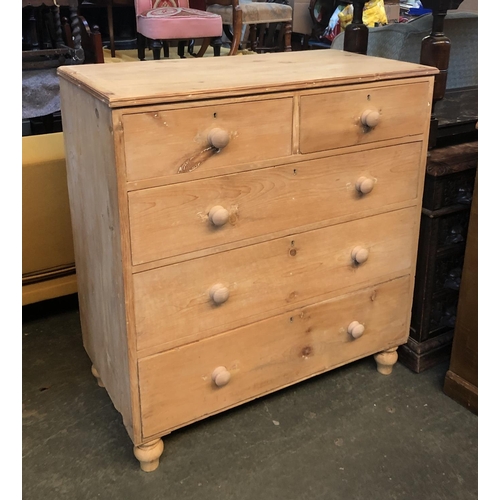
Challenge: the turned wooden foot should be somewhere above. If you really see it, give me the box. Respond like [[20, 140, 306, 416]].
[[133, 438, 164, 472], [374, 347, 398, 375], [91, 365, 104, 387]]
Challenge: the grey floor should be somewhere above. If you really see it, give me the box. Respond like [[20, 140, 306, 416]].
[[22, 294, 478, 500]]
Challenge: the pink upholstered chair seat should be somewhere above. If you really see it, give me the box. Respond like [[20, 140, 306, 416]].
[[134, 1, 223, 60], [137, 7, 222, 40]]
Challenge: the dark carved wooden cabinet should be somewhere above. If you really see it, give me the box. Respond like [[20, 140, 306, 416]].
[[399, 141, 477, 372]]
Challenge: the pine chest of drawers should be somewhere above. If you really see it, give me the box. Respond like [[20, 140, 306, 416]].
[[58, 50, 437, 472]]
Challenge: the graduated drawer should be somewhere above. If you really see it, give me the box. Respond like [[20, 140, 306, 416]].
[[300, 81, 431, 154], [138, 276, 411, 438], [133, 207, 418, 355], [122, 97, 293, 183], [128, 142, 422, 266]]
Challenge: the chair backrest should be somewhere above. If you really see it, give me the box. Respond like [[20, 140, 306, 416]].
[[134, 0, 190, 15]]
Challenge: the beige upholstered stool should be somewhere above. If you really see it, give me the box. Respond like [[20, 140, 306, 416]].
[[204, 0, 292, 55]]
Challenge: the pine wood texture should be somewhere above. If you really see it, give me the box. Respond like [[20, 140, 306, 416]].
[[58, 80, 136, 440], [123, 98, 293, 182], [57, 50, 437, 108], [300, 81, 431, 153], [57, 50, 436, 469], [139, 276, 412, 438], [128, 142, 423, 265], [133, 207, 418, 356]]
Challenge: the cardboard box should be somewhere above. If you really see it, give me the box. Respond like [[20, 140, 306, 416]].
[[288, 0, 314, 35], [384, 3, 401, 22]]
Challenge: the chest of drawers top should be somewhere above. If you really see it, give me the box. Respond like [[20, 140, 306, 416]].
[[57, 50, 436, 107]]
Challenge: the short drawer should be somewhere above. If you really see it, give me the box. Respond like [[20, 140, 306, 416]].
[[128, 141, 423, 265], [138, 276, 411, 438], [133, 207, 418, 354], [122, 97, 293, 182], [300, 81, 431, 154]]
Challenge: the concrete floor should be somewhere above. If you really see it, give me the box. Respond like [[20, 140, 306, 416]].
[[22, 294, 478, 500]]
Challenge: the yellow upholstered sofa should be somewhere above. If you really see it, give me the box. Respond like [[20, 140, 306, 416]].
[[22, 132, 77, 305]]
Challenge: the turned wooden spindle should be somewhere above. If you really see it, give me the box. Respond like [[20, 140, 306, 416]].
[[284, 21, 292, 52], [133, 438, 164, 472], [69, 2, 84, 63], [51, 4, 64, 48], [91, 365, 104, 388], [343, 1, 369, 55], [374, 347, 398, 375], [419, 0, 455, 148], [351, 245, 369, 265]]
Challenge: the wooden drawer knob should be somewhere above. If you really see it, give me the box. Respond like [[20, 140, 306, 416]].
[[355, 176, 375, 194], [212, 366, 231, 387], [209, 283, 230, 305], [361, 110, 380, 128], [208, 205, 229, 226], [208, 128, 230, 150], [351, 245, 369, 264], [347, 321, 365, 339]]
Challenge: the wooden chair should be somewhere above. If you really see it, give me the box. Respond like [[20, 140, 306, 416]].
[[204, 0, 293, 56], [134, 0, 223, 59]]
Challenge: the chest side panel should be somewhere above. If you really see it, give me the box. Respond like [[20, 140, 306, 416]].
[[59, 79, 135, 440]]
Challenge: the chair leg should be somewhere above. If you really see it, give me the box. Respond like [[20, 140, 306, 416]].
[[264, 22, 277, 49], [249, 24, 257, 52], [107, 4, 115, 57], [277, 23, 285, 51], [162, 40, 169, 58], [229, 10, 243, 55], [195, 38, 211, 57], [223, 25, 234, 43], [151, 39, 162, 60], [212, 37, 222, 57], [177, 40, 186, 58], [137, 32, 146, 60], [257, 24, 266, 51], [284, 21, 292, 52]]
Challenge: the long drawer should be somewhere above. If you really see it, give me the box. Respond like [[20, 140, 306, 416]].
[[122, 97, 293, 183], [300, 81, 430, 154], [128, 142, 422, 265], [133, 207, 418, 354], [138, 276, 411, 438]]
